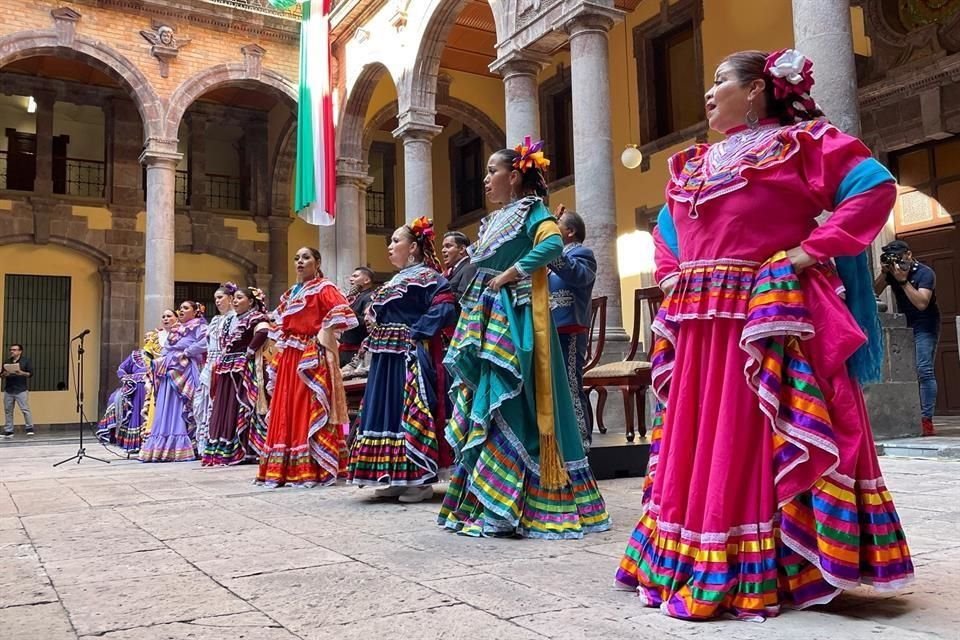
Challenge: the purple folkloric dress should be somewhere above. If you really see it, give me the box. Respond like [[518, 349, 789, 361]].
[[202, 310, 270, 466], [615, 120, 914, 619], [139, 317, 208, 462], [194, 312, 233, 456], [97, 349, 153, 452]]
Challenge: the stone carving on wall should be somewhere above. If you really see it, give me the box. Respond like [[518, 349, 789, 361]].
[[140, 24, 191, 78], [858, 0, 960, 81]]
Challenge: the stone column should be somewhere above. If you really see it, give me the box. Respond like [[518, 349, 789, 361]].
[[490, 53, 548, 145], [32, 90, 56, 195], [792, 0, 860, 136], [187, 112, 208, 211], [267, 215, 292, 305], [98, 264, 143, 408], [566, 12, 624, 335], [393, 116, 442, 224], [336, 158, 374, 288], [140, 146, 182, 332]]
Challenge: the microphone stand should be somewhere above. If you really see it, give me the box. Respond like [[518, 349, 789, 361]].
[[54, 332, 110, 466]]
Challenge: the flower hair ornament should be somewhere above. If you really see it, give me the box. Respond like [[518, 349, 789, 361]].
[[513, 136, 550, 173], [408, 216, 436, 242], [221, 281, 238, 295], [764, 49, 821, 120]]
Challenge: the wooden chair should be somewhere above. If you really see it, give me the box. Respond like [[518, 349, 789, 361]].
[[584, 296, 607, 433], [582, 286, 665, 442]]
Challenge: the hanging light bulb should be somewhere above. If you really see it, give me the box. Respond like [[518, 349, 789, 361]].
[[621, 144, 643, 169]]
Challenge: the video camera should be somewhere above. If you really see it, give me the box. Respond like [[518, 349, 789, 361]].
[[880, 251, 908, 270]]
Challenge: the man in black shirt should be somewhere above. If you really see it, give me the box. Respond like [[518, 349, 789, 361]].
[[340, 267, 376, 367], [441, 231, 478, 303], [2, 343, 34, 437], [874, 239, 941, 435]]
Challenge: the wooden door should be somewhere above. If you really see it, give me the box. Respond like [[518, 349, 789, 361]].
[[904, 225, 960, 414]]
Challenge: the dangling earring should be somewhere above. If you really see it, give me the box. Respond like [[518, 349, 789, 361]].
[[745, 98, 759, 129], [407, 254, 417, 267]]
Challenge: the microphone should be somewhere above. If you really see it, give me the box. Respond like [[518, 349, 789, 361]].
[[72, 329, 91, 341]]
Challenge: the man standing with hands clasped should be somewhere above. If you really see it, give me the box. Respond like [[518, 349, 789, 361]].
[[874, 239, 941, 436], [2, 343, 34, 437]]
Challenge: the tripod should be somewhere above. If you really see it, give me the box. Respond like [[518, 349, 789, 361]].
[[54, 331, 110, 466]]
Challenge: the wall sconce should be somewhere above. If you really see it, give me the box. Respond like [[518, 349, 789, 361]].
[[27, 96, 37, 114]]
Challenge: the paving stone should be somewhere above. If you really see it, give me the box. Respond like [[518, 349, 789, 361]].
[[352, 546, 480, 580], [118, 502, 265, 540], [423, 573, 577, 619], [0, 602, 76, 640], [483, 551, 624, 607], [311, 603, 546, 640], [80, 612, 298, 640], [513, 606, 690, 640], [228, 563, 455, 632], [58, 571, 253, 636], [44, 548, 195, 586], [0, 552, 58, 608], [0, 516, 22, 531]]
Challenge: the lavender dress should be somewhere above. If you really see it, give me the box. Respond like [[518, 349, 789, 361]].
[[96, 350, 152, 452], [139, 317, 208, 462]]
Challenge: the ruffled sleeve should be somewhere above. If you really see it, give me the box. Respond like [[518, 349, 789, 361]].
[[798, 126, 896, 261], [318, 284, 358, 334]]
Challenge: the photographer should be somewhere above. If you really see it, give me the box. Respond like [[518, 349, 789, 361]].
[[873, 239, 941, 436]]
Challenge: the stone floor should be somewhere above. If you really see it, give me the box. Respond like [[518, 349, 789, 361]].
[[0, 434, 957, 640]]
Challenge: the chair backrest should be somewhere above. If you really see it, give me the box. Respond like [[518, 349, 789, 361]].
[[625, 286, 665, 361], [585, 296, 607, 372]]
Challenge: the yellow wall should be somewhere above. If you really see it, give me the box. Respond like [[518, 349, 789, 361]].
[[0, 244, 102, 424], [174, 253, 246, 286]]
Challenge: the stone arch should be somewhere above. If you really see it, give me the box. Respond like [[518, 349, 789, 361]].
[[405, 0, 469, 115], [0, 30, 163, 141], [0, 233, 111, 267], [361, 97, 505, 163], [339, 62, 395, 162], [164, 64, 298, 140]]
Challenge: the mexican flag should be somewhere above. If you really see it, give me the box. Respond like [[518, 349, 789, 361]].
[[270, 0, 336, 225]]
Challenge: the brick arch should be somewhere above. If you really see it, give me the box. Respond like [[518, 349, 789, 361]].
[[362, 98, 505, 162], [339, 62, 394, 163], [164, 65, 297, 140], [0, 30, 163, 141]]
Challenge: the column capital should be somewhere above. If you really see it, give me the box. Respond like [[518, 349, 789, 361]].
[[266, 215, 294, 231], [392, 119, 442, 143], [489, 51, 550, 79], [139, 147, 182, 168], [32, 89, 56, 109], [562, 6, 622, 37]]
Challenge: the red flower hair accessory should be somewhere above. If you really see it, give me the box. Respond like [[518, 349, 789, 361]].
[[764, 49, 819, 119], [408, 216, 435, 241], [513, 136, 550, 173]]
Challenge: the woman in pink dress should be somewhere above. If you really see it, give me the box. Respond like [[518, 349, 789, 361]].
[[615, 49, 914, 620]]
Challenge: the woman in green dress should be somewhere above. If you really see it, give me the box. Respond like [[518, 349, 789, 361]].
[[438, 138, 611, 539]]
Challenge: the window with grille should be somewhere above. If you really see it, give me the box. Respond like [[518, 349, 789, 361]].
[[634, 0, 706, 150], [540, 68, 574, 184], [450, 127, 486, 218], [3, 275, 71, 392], [173, 282, 222, 320]]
